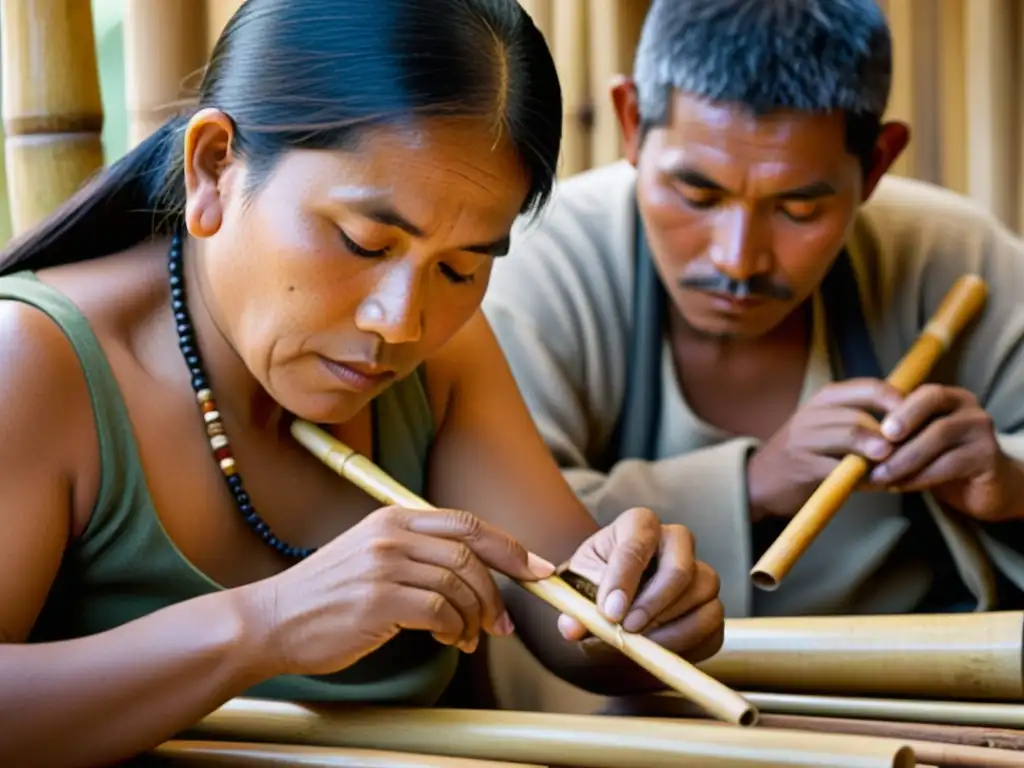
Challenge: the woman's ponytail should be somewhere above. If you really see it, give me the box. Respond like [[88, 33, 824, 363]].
[[0, 113, 189, 276]]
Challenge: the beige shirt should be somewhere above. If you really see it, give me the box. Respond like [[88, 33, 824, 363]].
[[484, 161, 1024, 619]]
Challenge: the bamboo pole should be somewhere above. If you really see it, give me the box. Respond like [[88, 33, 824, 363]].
[[938, 0, 967, 194], [150, 740, 545, 767], [756, 714, 1024, 753], [552, 0, 590, 177], [0, 0, 105, 235], [516, 0, 553, 44], [190, 698, 917, 768], [660, 692, 1024, 730], [698, 612, 1024, 701], [124, 0, 208, 148], [587, 0, 648, 167], [964, 0, 1016, 229], [205, 0, 245, 54]]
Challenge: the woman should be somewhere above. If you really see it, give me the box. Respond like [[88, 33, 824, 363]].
[[0, 0, 724, 764]]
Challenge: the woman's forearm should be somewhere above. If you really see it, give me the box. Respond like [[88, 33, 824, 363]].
[[0, 589, 273, 768]]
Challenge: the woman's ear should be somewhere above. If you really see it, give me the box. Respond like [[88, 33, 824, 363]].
[[182, 108, 236, 238]]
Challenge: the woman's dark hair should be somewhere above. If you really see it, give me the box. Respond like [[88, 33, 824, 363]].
[[0, 0, 562, 275]]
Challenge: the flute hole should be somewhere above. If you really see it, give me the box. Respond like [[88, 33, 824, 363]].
[[750, 570, 780, 591], [739, 708, 758, 727]]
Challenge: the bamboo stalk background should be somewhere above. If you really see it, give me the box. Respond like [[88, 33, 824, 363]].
[[1, 1, 1023, 239], [0, 0, 105, 236]]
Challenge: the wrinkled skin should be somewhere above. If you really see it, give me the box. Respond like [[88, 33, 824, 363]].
[[185, 110, 528, 426], [610, 83, 1024, 524]]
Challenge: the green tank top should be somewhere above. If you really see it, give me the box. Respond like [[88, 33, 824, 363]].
[[1, 271, 459, 705]]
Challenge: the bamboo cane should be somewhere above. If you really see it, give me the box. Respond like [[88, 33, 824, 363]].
[[0, 0, 105, 235], [290, 420, 755, 727], [189, 698, 916, 768], [150, 739, 545, 767], [755, 714, 1024, 753], [124, 0, 208, 148], [696, 611, 1024, 701], [751, 274, 989, 590], [656, 691, 1024, 729]]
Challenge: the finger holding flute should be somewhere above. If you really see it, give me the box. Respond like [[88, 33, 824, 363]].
[[747, 378, 1024, 525], [555, 506, 725, 665], [864, 384, 1024, 522], [240, 505, 557, 677], [752, 273, 993, 589]]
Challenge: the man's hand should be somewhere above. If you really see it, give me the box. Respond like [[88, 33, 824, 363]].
[[747, 379, 1024, 523], [868, 384, 1024, 522], [557, 507, 724, 663]]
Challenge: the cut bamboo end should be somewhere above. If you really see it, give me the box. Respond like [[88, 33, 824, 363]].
[[522, 577, 757, 726], [750, 455, 868, 590]]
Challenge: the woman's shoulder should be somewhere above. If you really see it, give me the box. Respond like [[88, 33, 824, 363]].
[[0, 286, 100, 534]]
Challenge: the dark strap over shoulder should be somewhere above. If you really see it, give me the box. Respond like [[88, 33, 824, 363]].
[[611, 206, 667, 462]]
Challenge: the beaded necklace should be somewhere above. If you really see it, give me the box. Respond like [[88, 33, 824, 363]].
[[169, 227, 315, 561]]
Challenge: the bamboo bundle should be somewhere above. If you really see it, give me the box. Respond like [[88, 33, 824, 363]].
[[0, 0, 105, 236], [188, 698, 917, 768]]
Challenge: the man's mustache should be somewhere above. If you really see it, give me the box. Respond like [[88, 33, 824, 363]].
[[679, 273, 793, 301]]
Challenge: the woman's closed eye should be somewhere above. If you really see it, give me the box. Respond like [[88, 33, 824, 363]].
[[341, 228, 476, 286], [340, 229, 389, 258], [439, 263, 474, 285]]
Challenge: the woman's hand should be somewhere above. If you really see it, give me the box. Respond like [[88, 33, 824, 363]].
[[556, 507, 724, 663], [240, 505, 554, 678]]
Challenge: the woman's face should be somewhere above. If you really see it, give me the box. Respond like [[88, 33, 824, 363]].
[[183, 112, 529, 423]]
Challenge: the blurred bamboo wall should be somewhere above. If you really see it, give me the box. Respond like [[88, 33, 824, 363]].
[[1, 0, 1024, 242]]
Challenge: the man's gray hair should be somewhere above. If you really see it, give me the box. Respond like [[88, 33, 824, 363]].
[[633, 0, 892, 126]]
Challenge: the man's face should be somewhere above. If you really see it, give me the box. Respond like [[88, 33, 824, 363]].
[[618, 88, 903, 340]]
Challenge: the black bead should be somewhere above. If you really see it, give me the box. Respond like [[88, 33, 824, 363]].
[[168, 226, 314, 562]]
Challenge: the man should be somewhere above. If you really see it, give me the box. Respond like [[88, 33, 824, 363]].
[[483, 0, 1024, 625]]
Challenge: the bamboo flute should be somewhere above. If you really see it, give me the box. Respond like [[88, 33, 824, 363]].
[[190, 697, 917, 768], [695, 611, 1024, 700], [290, 419, 756, 727], [150, 740, 545, 767], [751, 274, 989, 590]]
